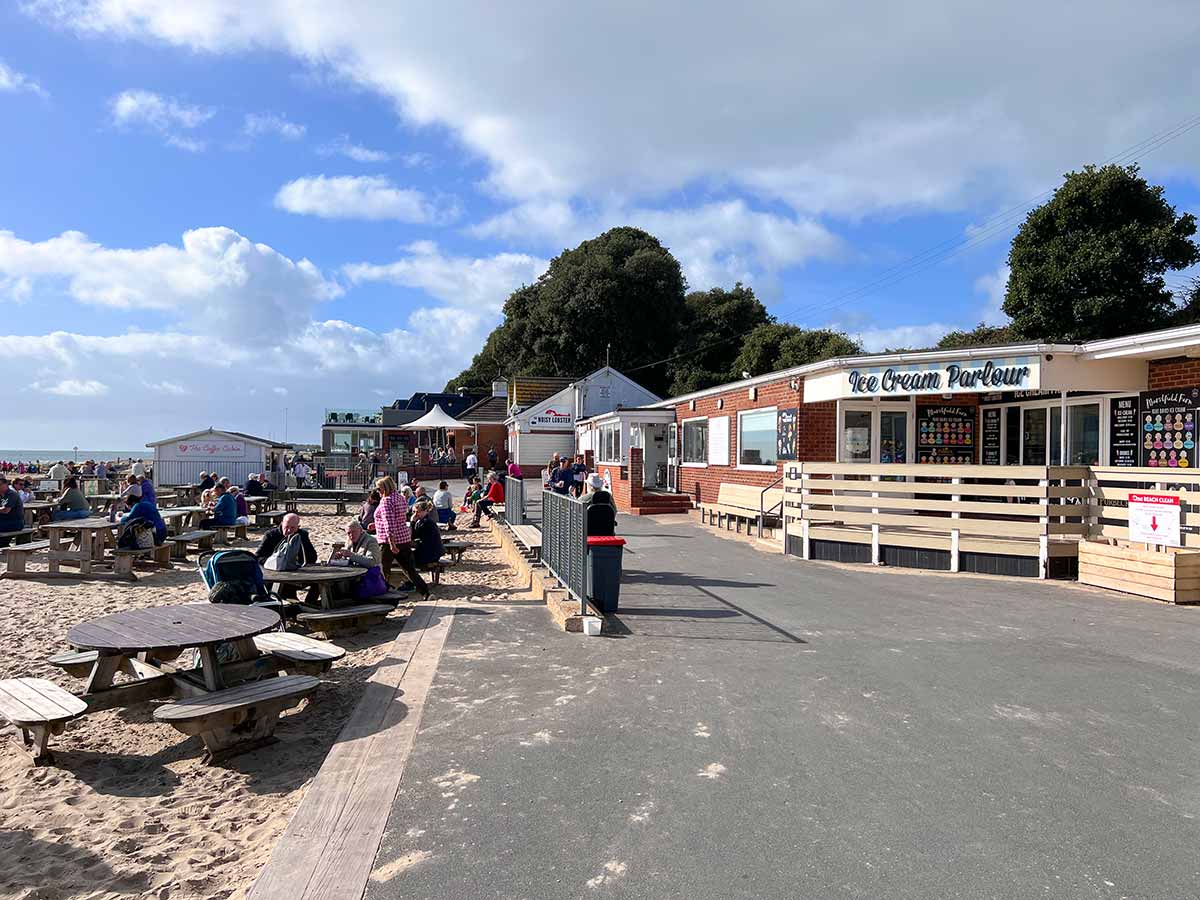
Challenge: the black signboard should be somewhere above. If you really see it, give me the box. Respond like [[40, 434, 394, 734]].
[[1139, 387, 1200, 469], [981, 407, 1002, 465], [1109, 396, 1139, 468], [776, 408, 798, 461], [918, 405, 976, 465]]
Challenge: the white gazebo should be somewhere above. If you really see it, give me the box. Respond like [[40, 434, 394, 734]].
[[404, 405, 473, 451]]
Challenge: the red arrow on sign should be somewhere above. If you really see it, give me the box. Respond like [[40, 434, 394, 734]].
[[1152, 516, 1159, 531]]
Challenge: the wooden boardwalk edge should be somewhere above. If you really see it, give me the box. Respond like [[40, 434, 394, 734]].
[[247, 598, 454, 900]]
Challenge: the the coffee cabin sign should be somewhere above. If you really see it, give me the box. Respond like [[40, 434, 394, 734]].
[[848, 359, 1034, 396]]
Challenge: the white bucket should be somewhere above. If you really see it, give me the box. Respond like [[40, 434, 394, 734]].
[[581, 616, 602, 636]]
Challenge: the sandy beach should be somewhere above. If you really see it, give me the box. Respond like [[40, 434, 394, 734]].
[[0, 504, 526, 900]]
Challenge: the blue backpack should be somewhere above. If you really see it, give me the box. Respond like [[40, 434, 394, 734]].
[[198, 550, 268, 604]]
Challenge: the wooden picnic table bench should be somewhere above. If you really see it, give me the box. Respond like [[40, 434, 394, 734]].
[[42, 517, 118, 577], [442, 540, 469, 563], [252, 632, 346, 675], [1, 540, 51, 577], [23, 500, 52, 528], [254, 510, 285, 529], [0, 528, 38, 546], [167, 529, 217, 559], [284, 496, 348, 515], [0, 678, 88, 764], [295, 604, 394, 638], [112, 544, 173, 576], [262, 565, 364, 609], [699, 484, 784, 535], [212, 523, 249, 545], [509, 524, 543, 560]]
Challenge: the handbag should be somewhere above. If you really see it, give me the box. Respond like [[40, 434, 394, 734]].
[[264, 533, 304, 571], [354, 565, 389, 599]]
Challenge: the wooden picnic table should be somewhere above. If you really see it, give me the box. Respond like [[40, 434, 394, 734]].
[[23, 501, 52, 528], [160, 506, 206, 535], [86, 494, 124, 513], [261, 565, 364, 609], [244, 495, 271, 513], [67, 603, 281, 693], [42, 517, 119, 575]]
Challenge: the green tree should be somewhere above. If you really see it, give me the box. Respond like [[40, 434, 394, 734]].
[[445, 227, 687, 396], [665, 284, 771, 394], [732, 324, 861, 377], [1004, 164, 1199, 341], [936, 322, 1014, 350]]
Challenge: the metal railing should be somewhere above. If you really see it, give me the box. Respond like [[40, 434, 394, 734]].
[[505, 476, 526, 525], [541, 489, 589, 613]]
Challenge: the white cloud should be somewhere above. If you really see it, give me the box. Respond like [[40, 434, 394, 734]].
[[33, 378, 109, 397], [34, 2, 1200, 217], [109, 89, 214, 150], [0, 226, 341, 334], [0, 59, 47, 97], [975, 263, 1011, 326], [317, 134, 391, 162], [344, 240, 547, 311], [274, 175, 456, 223], [143, 380, 186, 395], [848, 323, 952, 352], [244, 111, 305, 140]]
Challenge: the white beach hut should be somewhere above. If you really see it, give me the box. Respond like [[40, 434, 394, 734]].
[[147, 428, 289, 486]]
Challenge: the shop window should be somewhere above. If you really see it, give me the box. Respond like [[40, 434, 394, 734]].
[[842, 410, 872, 463], [738, 409, 777, 467], [1003, 407, 1020, 465], [1050, 407, 1062, 465], [880, 411, 908, 464], [332, 432, 352, 453], [1069, 403, 1100, 465], [598, 423, 621, 463], [1023, 408, 1047, 465], [682, 419, 708, 464]]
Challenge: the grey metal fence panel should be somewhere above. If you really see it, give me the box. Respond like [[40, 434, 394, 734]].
[[541, 490, 588, 612], [505, 477, 526, 525]]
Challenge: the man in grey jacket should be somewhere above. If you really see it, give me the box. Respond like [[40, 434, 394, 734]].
[[336, 519, 382, 568]]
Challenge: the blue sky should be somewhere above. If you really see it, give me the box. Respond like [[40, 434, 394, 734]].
[[3, 1, 1198, 448]]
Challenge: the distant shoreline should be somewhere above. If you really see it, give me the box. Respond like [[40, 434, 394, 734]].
[[0, 449, 147, 463]]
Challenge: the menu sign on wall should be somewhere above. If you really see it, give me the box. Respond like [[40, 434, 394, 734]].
[[981, 407, 1002, 466], [1109, 396, 1139, 468], [776, 407, 798, 461], [918, 405, 976, 464], [1139, 388, 1199, 469]]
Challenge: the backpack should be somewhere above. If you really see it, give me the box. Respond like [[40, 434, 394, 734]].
[[199, 549, 268, 604], [263, 533, 305, 572], [118, 517, 156, 550]]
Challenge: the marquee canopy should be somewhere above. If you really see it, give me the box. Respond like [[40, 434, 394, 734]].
[[405, 405, 471, 431]]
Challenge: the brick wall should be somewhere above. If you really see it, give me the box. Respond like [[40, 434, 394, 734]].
[[1148, 358, 1200, 390], [599, 448, 643, 512], [672, 377, 805, 505]]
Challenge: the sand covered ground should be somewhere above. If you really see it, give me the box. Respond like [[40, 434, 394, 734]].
[[0, 504, 527, 900]]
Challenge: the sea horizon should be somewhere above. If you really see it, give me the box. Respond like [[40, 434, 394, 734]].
[[0, 449, 148, 462]]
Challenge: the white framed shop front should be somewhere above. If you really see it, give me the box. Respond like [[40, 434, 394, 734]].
[[835, 397, 917, 465]]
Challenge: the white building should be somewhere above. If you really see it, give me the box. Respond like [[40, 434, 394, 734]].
[[506, 367, 661, 467], [148, 428, 290, 486]]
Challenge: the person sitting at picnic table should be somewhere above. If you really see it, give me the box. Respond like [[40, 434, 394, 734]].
[[121, 484, 167, 545], [95, 460, 107, 482], [47, 460, 71, 481], [198, 471, 215, 491], [0, 475, 23, 544], [15, 477, 36, 505], [359, 488, 381, 532], [433, 481, 456, 529], [470, 472, 505, 527], [373, 476, 430, 599], [255, 512, 318, 568], [229, 485, 250, 524], [200, 482, 238, 529], [549, 457, 574, 495], [411, 500, 444, 567], [244, 473, 266, 496], [337, 518, 382, 569], [53, 477, 91, 521], [582, 473, 618, 536]]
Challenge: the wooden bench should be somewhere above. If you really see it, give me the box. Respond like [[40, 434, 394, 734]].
[[700, 484, 784, 535], [154, 674, 320, 761], [252, 633, 346, 676], [0, 677, 88, 764], [0, 528, 37, 546], [1, 539, 51, 576], [509, 524, 543, 560], [112, 544, 173, 576], [419, 559, 459, 585], [296, 603, 394, 637], [284, 498, 347, 515], [254, 510, 285, 529], [168, 530, 217, 559], [213, 524, 249, 545], [442, 540, 469, 563], [47, 649, 101, 679]]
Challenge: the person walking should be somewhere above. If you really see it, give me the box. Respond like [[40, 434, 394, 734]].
[[373, 476, 430, 599]]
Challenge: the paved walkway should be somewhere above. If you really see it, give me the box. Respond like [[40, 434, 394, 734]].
[[363, 515, 1200, 899]]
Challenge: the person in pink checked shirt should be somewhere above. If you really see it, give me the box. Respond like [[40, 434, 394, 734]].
[[372, 476, 430, 599]]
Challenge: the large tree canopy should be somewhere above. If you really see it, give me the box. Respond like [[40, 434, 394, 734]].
[[1004, 164, 1199, 342], [936, 322, 1014, 350], [664, 284, 771, 395], [733, 324, 861, 377]]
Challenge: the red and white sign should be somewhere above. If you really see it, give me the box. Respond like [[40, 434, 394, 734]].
[[528, 407, 573, 430], [1128, 492, 1181, 546], [175, 440, 246, 459]]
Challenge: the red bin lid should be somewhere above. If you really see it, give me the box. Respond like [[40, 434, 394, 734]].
[[586, 536, 626, 547]]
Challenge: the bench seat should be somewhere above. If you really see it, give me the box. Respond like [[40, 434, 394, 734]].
[[154, 674, 320, 761], [509, 524, 543, 560], [254, 511, 285, 528], [284, 498, 347, 515], [296, 603, 394, 637], [0, 528, 38, 546], [1, 540, 51, 576], [112, 543, 173, 575], [442, 540, 469, 563], [0, 677, 88, 764], [47, 649, 100, 678], [252, 633, 346, 675], [167, 530, 217, 559], [700, 485, 784, 534], [213, 524, 249, 545]]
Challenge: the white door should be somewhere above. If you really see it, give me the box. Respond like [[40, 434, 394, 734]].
[[667, 423, 679, 492]]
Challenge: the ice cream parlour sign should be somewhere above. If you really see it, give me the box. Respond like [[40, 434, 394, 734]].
[[848, 358, 1036, 397]]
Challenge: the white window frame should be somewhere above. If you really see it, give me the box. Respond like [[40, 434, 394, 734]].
[[596, 422, 622, 464], [681, 415, 709, 468], [736, 406, 779, 471], [836, 398, 916, 464], [1005, 395, 1109, 466]]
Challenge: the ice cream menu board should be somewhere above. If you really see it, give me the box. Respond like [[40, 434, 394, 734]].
[[776, 407, 798, 461], [981, 407, 1001, 465], [1140, 388, 1200, 468], [918, 405, 976, 464], [1109, 396, 1139, 467]]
